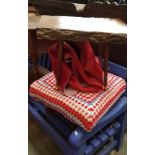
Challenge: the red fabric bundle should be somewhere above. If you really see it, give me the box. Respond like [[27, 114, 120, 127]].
[[48, 41, 103, 93]]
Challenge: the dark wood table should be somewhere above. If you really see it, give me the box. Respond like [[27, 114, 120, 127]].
[[28, 14, 127, 89]]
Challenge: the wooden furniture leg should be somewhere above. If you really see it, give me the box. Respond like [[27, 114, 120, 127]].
[[57, 40, 64, 87], [98, 43, 103, 67], [28, 30, 38, 80], [99, 43, 109, 90], [103, 44, 109, 90]]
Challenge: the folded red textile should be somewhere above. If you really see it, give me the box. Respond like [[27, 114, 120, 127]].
[[48, 41, 103, 93]]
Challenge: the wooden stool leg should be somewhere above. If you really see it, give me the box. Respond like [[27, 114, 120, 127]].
[[98, 43, 109, 90], [98, 43, 103, 67], [57, 40, 63, 87], [103, 45, 109, 90], [28, 30, 38, 80]]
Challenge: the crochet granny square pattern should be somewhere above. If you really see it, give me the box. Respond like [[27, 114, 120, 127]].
[[29, 72, 126, 131]]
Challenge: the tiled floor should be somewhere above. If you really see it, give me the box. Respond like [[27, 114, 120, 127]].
[[28, 114, 127, 155]]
